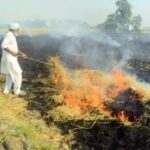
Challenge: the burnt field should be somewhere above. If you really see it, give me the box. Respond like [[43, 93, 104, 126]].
[[0, 32, 150, 149], [14, 32, 150, 82]]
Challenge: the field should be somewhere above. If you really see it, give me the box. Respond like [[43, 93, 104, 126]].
[[0, 28, 99, 36], [0, 29, 150, 149]]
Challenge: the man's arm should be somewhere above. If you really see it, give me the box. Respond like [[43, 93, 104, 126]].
[[2, 33, 28, 59], [3, 47, 18, 56], [3, 48, 28, 59]]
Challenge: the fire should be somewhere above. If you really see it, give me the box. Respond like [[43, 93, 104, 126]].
[[49, 57, 150, 122], [117, 111, 129, 122], [108, 69, 129, 98], [63, 84, 105, 112]]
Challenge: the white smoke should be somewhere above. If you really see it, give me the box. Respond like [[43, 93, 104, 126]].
[[59, 31, 121, 71]]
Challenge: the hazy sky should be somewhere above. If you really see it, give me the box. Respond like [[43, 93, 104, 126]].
[[0, 0, 150, 27]]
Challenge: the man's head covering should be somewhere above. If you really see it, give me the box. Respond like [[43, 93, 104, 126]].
[[9, 23, 20, 30]]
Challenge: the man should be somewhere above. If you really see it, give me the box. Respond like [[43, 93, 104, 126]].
[[1, 23, 27, 96]]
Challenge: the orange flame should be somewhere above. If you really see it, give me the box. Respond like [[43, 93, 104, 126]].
[[108, 69, 129, 98], [49, 57, 148, 122], [117, 111, 129, 122]]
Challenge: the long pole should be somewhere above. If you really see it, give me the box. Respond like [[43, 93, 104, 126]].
[[26, 57, 50, 66]]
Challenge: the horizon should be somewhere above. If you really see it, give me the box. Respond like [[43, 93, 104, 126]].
[[0, 0, 150, 27]]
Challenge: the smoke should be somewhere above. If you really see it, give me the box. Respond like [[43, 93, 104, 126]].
[[117, 49, 132, 69], [59, 32, 122, 71], [1, 26, 150, 82], [16, 28, 124, 73], [47, 20, 90, 37], [86, 32, 120, 48], [16, 30, 149, 75]]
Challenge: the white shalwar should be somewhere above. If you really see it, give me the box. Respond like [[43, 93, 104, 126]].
[[1, 31, 22, 95]]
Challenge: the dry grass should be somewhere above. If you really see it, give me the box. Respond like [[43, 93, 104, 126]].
[[0, 80, 63, 149], [45, 57, 150, 125]]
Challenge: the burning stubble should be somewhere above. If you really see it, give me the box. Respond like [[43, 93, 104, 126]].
[[48, 57, 148, 122], [5, 30, 150, 123]]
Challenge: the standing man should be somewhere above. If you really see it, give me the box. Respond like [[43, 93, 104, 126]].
[[1, 23, 27, 96]]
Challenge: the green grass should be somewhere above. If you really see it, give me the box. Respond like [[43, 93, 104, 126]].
[[14, 122, 53, 149], [0, 88, 61, 149]]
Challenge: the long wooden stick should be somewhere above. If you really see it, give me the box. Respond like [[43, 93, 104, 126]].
[[26, 57, 50, 66]]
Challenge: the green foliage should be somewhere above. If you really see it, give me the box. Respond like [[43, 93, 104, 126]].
[[131, 15, 142, 31], [103, 14, 118, 31], [0, 92, 56, 149], [103, 0, 142, 32], [115, 0, 132, 31]]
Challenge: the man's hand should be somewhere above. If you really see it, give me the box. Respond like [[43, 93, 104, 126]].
[[18, 50, 28, 59], [12, 52, 18, 56], [20, 53, 28, 59]]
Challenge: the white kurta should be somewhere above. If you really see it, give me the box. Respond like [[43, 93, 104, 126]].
[[1, 31, 22, 81]]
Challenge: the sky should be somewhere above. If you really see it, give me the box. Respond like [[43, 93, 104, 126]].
[[0, 0, 150, 27]]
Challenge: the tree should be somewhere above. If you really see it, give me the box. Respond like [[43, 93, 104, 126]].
[[104, 14, 120, 31], [131, 15, 142, 31], [103, 0, 142, 32], [115, 0, 132, 31]]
